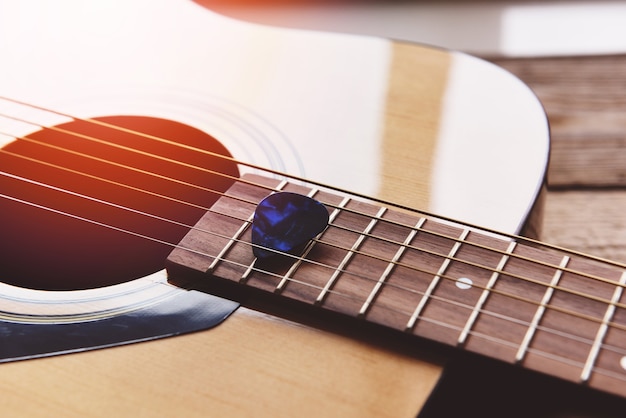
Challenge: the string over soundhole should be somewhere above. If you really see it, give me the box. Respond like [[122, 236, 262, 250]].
[[0, 115, 238, 290]]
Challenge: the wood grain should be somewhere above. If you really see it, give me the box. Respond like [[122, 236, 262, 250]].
[[378, 43, 451, 209], [543, 190, 626, 264], [489, 55, 626, 188], [489, 54, 626, 267], [0, 307, 440, 418]]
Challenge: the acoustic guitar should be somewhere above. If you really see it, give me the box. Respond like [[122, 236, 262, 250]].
[[1, 1, 624, 416]]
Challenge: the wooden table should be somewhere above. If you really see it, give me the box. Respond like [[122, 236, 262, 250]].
[[490, 55, 626, 265]]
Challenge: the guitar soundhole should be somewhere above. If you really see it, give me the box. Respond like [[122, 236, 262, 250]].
[[0, 116, 239, 290]]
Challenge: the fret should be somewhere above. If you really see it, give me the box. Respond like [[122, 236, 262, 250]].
[[581, 270, 626, 382], [236, 235, 257, 284], [458, 241, 517, 345], [274, 190, 344, 292], [514, 250, 626, 390], [515, 255, 570, 363], [210, 210, 253, 277], [315, 206, 387, 305], [591, 277, 626, 396], [405, 228, 471, 332], [358, 217, 426, 317]]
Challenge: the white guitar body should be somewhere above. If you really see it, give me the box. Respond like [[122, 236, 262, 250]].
[[0, 0, 549, 416]]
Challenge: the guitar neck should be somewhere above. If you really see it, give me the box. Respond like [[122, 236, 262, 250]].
[[166, 173, 626, 400]]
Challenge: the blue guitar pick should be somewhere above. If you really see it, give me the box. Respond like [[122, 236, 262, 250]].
[[251, 192, 329, 259]]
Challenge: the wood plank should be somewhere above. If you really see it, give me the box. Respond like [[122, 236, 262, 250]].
[[487, 54, 626, 285], [489, 55, 626, 187], [542, 190, 626, 264]]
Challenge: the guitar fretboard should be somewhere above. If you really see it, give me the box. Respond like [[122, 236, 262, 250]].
[[166, 174, 626, 399]]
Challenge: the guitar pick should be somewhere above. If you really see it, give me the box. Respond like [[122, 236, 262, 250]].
[[251, 192, 329, 259]]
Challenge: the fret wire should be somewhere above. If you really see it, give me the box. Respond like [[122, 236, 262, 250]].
[[240, 257, 257, 283], [403, 271, 626, 358], [405, 228, 471, 332], [274, 188, 333, 292], [329, 214, 626, 310], [307, 219, 626, 340], [204, 243, 537, 356], [589, 356, 626, 382], [325, 215, 626, 312], [232, 253, 626, 369], [458, 241, 517, 346], [314, 219, 626, 342], [515, 255, 570, 363], [315, 206, 387, 306], [200, 240, 626, 378], [192, 201, 626, 360], [203, 207, 626, 336], [205, 246, 626, 385], [4, 128, 625, 299], [358, 217, 426, 317], [332, 215, 624, 297], [581, 270, 626, 382], [221, 231, 590, 348]]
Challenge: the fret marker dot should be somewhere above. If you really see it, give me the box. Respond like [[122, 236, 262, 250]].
[[456, 277, 473, 290], [620, 356, 626, 371]]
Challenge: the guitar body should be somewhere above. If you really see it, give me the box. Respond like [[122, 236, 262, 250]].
[[0, 1, 549, 416]]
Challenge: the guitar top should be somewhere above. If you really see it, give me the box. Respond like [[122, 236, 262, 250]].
[[0, 0, 601, 417]]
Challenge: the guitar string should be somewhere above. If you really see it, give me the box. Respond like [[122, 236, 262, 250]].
[[2, 133, 619, 317], [1, 106, 626, 336], [2, 95, 625, 276], [2, 118, 626, 330], [2, 183, 626, 382], [2, 159, 626, 365], [1, 109, 625, 309], [1, 156, 624, 378], [2, 140, 626, 326], [2, 105, 626, 295], [3, 138, 624, 370]]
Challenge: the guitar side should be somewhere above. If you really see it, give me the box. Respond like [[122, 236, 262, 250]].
[[0, 1, 549, 416]]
